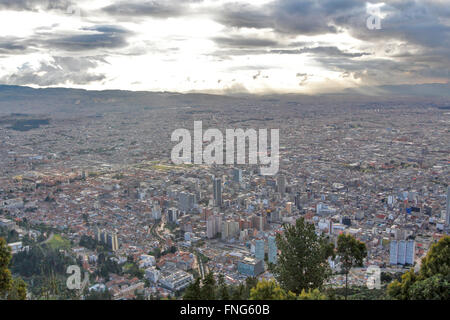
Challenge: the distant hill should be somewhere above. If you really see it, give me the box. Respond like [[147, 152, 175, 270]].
[[0, 83, 449, 116], [343, 82, 450, 97]]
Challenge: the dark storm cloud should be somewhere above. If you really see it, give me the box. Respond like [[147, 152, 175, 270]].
[[214, 3, 273, 29], [315, 51, 450, 85], [102, 0, 202, 18], [0, 0, 72, 11], [212, 0, 450, 84], [339, 1, 450, 49], [271, 46, 370, 58], [0, 25, 133, 55], [0, 37, 30, 54], [216, 1, 450, 49], [215, 0, 361, 35], [45, 25, 132, 51], [0, 56, 106, 86]]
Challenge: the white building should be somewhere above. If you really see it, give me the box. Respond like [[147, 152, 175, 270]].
[[145, 266, 160, 283]]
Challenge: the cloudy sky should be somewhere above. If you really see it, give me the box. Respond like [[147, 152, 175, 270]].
[[0, 0, 449, 94]]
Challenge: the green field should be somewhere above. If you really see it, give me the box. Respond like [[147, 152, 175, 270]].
[[45, 234, 71, 250]]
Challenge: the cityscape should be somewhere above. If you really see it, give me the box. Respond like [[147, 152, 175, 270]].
[[0, 0, 449, 306]]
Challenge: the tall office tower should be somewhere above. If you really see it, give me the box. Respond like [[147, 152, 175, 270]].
[[179, 192, 196, 213], [255, 239, 265, 261], [268, 236, 277, 264], [397, 240, 406, 265], [100, 230, 107, 244], [107, 232, 119, 251], [405, 240, 415, 265], [230, 221, 240, 238], [95, 227, 101, 242], [206, 216, 216, 239], [152, 204, 162, 220], [294, 193, 302, 210], [446, 186, 450, 226], [233, 168, 242, 183], [389, 240, 398, 265], [252, 215, 265, 231], [277, 175, 285, 196], [167, 208, 178, 223], [221, 220, 229, 240], [390, 240, 415, 265], [213, 178, 222, 207]]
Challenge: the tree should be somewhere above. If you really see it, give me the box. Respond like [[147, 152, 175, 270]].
[[0, 237, 27, 300], [217, 274, 230, 300], [249, 279, 296, 300], [336, 234, 367, 300], [419, 236, 449, 279], [270, 218, 334, 294], [230, 283, 245, 300], [183, 278, 201, 300], [298, 288, 327, 300], [388, 236, 450, 300], [200, 272, 216, 300], [183, 272, 218, 300], [0, 237, 13, 298], [7, 278, 27, 300]]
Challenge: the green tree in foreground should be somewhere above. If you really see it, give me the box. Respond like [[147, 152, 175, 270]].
[[298, 288, 327, 300], [7, 278, 27, 300], [336, 233, 367, 300], [388, 236, 449, 300], [0, 237, 27, 300], [270, 218, 334, 294], [249, 279, 296, 300], [217, 274, 230, 300], [200, 272, 216, 300], [183, 278, 201, 300], [183, 274, 259, 300], [0, 237, 13, 297], [249, 279, 327, 300], [183, 272, 216, 300]]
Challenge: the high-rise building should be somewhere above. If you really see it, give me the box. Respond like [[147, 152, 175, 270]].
[[405, 240, 415, 265], [152, 204, 162, 220], [167, 208, 178, 223], [96, 228, 119, 252], [233, 168, 242, 183], [237, 257, 265, 276], [397, 240, 406, 265], [389, 240, 398, 265], [207, 216, 215, 239], [255, 239, 265, 261], [179, 192, 196, 213], [107, 232, 119, 252], [221, 219, 239, 240], [252, 214, 266, 231], [277, 175, 285, 196], [213, 178, 222, 207], [294, 193, 302, 210], [390, 240, 415, 265], [268, 236, 277, 264], [95, 227, 101, 242], [221, 220, 229, 240]]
